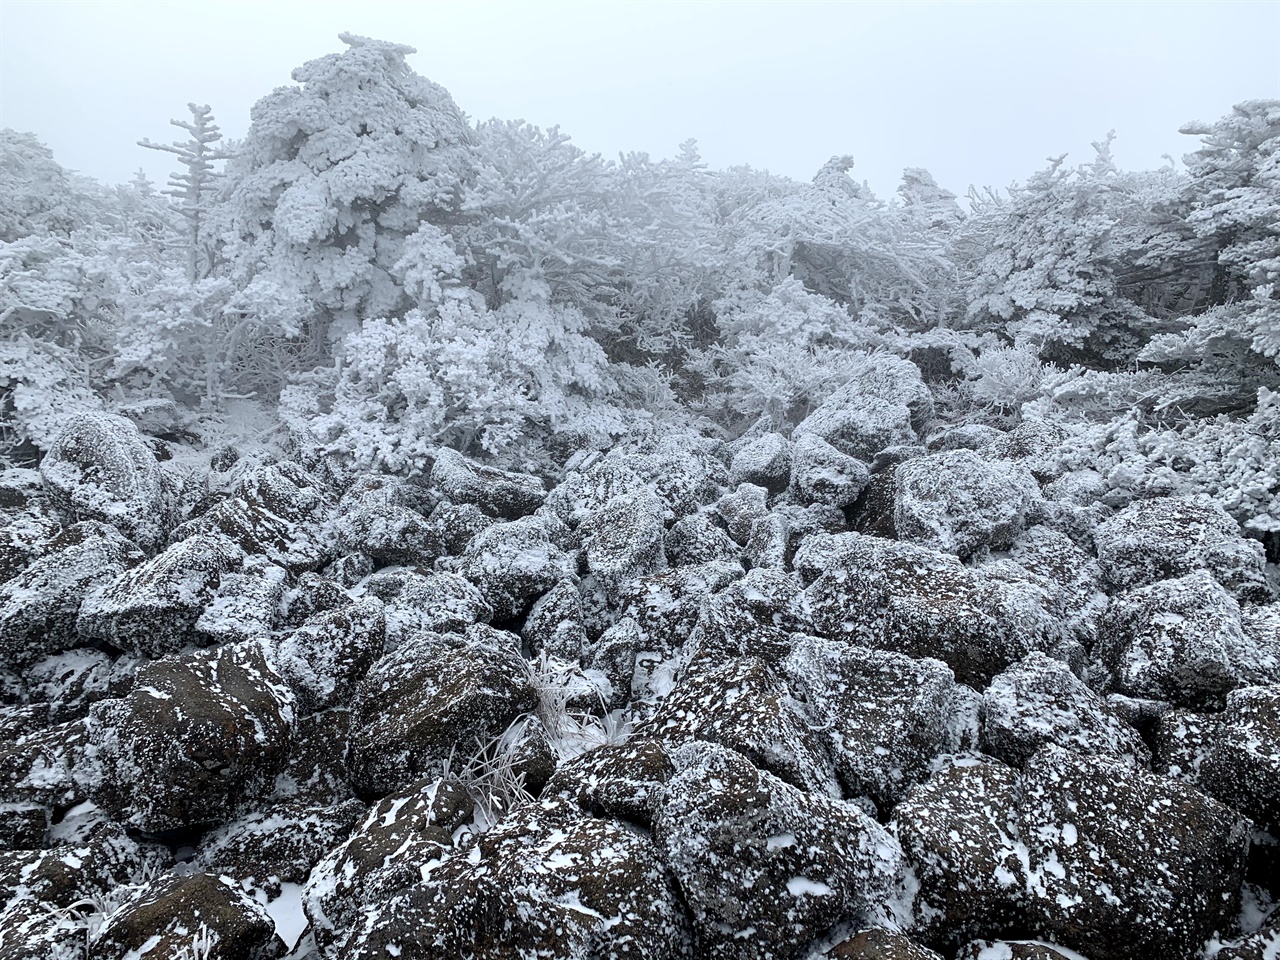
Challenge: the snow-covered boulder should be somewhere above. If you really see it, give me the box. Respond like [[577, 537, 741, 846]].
[[460, 515, 573, 621], [788, 432, 870, 509], [1093, 495, 1271, 600], [729, 432, 792, 495], [0, 801, 48, 850], [91, 872, 286, 960], [664, 510, 741, 566], [799, 534, 1069, 688], [795, 393, 918, 463], [828, 929, 944, 959], [0, 521, 142, 669], [1007, 525, 1108, 647], [76, 531, 245, 659], [653, 741, 911, 960], [272, 597, 386, 714], [893, 449, 1043, 558], [1239, 603, 1280, 686], [39, 412, 172, 551], [363, 569, 492, 647], [744, 502, 845, 571], [1151, 707, 1220, 786], [645, 655, 839, 796], [784, 635, 976, 811], [616, 560, 743, 659], [0, 496, 60, 585], [429, 447, 546, 520], [892, 759, 1027, 951], [423, 499, 493, 556], [1019, 745, 1249, 960], [580, 489, 667, 603], [273, 708, 355, 806], [521, 577, 590, 661], [0, 716, 89, 809], [279, 571, 352, 628], [346, 625, 537, 794], [688, 566, 813, 667], [193, 555, 288, 646], [980, 652, 1149, 768], [1200, 685, 1280, 835], [303, 776, 473, 957], [714, 482, 770, 545], [86, 641, 295, 832], [331, 477, 443, 566], [25, 648, 114, 721], [544, 737, 674, 826], [194, 797, 365, 897], [1095, 570, 1255, 708], [171, 461, 336, 572], [337, 797, 689, 960], [985, 418, 1069, 482]]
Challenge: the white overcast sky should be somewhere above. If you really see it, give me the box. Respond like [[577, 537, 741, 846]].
[[2, 0, 1278, 200]]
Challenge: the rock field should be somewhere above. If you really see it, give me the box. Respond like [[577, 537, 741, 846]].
[[1, 389, 1279, 959]]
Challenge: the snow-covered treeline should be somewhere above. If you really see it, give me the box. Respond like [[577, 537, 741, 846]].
[[2, 34, 1277, 548]]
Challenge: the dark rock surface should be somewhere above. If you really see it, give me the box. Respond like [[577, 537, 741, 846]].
[[653, 741, 910, 960], [8, 424, 1275, 960]]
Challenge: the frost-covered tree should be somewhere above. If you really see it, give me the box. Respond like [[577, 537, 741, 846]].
[[694, 277, 896, 431], [965, 138, 1162, 366], [1138, 100, 1280, 414], [456, 121, 720, 354], [280, 292, 629, 471], [139, 103, 232, 280], [220, 34, 477, 356]]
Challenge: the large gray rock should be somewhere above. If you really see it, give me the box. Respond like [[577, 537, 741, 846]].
[[581, 489, 668, 603], [688, 566, 813, 668], [799, 534, 1069, 688], [86, 640, 295, 831], [730, 432, 792, 495], [76, 531, 245, 658], [892, 759, 1027, 951], [195, 796, 365, 896], [788, 433, 871, 509], [796, 393, 918, 462], [1020, 745, 1250, 960], [0, 522, 142, 669], [272, 597, 386, 715], [784, 635, 975, 811], [91, 871, 286, 960], [461, 515, 573, 620], [347, 626, 538, 795], [645, 655, 839, 796], [1200, 685, 1280, 835], [364, 569, 493, 647], [39, 412, 171, 551], [337, 797, 690, 960], [893, 449, 1043, 558], [653, 741, 911, 960], [1093, 495, 1271, 600], [331, 476, 443, 566], [303, 776, 472, 956], [429, 448, 546, 520], [981, 652, 1149, 768], [1095, 570, 1256, 708], [171, 461, 336, 571]]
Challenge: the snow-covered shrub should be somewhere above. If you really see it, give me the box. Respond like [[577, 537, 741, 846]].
[[280, 296, 632, 472]]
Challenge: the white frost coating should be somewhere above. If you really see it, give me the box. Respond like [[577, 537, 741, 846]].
[[785, 877, 834, 897], [263, 882, 308, 950]]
